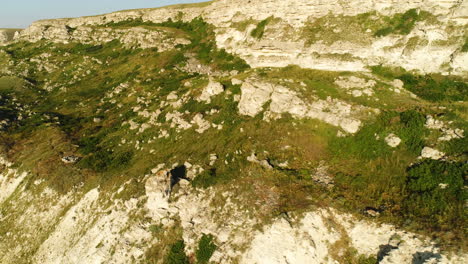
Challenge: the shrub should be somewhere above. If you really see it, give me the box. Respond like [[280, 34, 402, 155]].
[[399, 73, 467, 102], [191, 168, 217, 188], [370, 66, 467, 102], [250, 18, 271, 39], [164, 240, 189, 264], [196, 234, 217, 264], [462, 37, 468, 52], [374, 9, 426, 37], [79, 149, 133, 172], [398, 110, 427, 155], [404, 160, 466, 226]]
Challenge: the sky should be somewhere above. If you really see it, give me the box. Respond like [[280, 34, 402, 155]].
[[0, 0, 207, 28]]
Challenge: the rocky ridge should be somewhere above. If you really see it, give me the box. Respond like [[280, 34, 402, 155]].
[[13, 0, 468, 75]]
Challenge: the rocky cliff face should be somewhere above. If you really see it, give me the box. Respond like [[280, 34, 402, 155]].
[[16, 0, 468, 75], [1, 0, 467, 263], [0, 29, 21, 44]]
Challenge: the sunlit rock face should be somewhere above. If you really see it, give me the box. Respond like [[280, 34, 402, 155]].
[[17, 0, 468, 75]]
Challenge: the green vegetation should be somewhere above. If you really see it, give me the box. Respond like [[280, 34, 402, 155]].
[[164, 240, 190, 264], [331, 109, 427, 159], [302, 15, 373, 45], [462, 37, 468, 52], [302, 10, 434, 45], [0, 12, 467, 258], [104, 17, 250, 72], [231, 18, 257, 32], [371, 65, 468, 102], [191, 168, 218, 188], [374, 9, 430, 37], [196, 234, 217, 264], [405, 160, 467, 230], [250, 17, 273, 39]]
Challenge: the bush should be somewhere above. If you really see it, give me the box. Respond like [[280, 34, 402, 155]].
[[374, 9, 426, 37], [398, 110, 427, 155], [404, 160, 466, 226], [250, 17, 271, 39], [399, 73, 467, 102], [191, 168, 217, 188], [462, 37, 468, 52], [164, 240, 190, 264], [79, 149, 133, 172], [370, 66, 467, 102], [196, 234, 217, 264]]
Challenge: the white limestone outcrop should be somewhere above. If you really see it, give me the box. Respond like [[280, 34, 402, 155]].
[[421, 147, 445, 160], [238, 79, 372, 133], [198, 79, 224, 103], [14, 0, 468, 75], [385, 133, 401, 148]]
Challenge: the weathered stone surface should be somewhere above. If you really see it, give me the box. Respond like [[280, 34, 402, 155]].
[[16, 0, 468, 75], [421, 147, 445, 160], [0, 31, 8, 44], [19, 25, 190, 50], [198, 79, 224, 103], [238, 79, 370, 133], [385, 133, 401, 148]]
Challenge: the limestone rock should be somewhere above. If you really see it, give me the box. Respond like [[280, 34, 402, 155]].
[[385, 133, 401, 148], [0, 31, 8, 44], [61, 155, 80, 164], [198, 79, 224, 103], [191, 113, 211, 133], [238, 79, 370, 133], [421, 147, 445, 160], [238, 80, 273, 116], [146, 170, 171, 219]]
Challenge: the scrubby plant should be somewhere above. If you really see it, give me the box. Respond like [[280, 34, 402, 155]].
[[250, 17, 272, 39], [195, 234, 217, 264], [398, 110, 427, 155], [462, 37, 468, 52], [371, 65, 468, 102], [164, 240, 190, 264], [398, 73, 467, 102], [191, 168, 218, 188], [374, 9, 429, 37], [404, 160, 467, 229]]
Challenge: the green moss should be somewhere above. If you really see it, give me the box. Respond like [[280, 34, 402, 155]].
[[398, 110, 427, 155]]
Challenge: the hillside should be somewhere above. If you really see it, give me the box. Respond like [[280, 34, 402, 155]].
[[0, 28, 22, 43], [0, 0, 467, 263]]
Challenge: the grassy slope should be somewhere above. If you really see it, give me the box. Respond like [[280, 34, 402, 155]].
[[0, 17, 467, 258]]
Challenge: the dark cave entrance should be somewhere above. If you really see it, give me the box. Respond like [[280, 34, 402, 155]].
[[168, 165, 190, 194]]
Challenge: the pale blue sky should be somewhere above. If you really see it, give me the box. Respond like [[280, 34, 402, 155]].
[[0, 0, 207, 28]]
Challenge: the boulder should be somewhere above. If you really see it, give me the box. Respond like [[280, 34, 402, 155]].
[[61, 155, 80, 164], [421, 147, 445, 160], [198, 79, 224, 103], [385, 133, 401, 148]]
